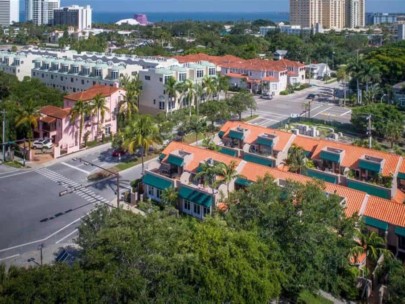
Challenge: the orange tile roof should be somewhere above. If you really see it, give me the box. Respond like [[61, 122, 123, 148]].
[[292, 135, 320, 154], [219, 121, 294, 152], [161, 141, 241, 172], [364, 196, 405, 227], [239, 162, 366, 217], [40, 105, 70, 119], [64, 85, 121, 102], [399, 159, 405, 175], [393, 189, 405, 204], [40, 116, 56, 123], [311, 139, 402, 176], [174, 53, 243, 66]]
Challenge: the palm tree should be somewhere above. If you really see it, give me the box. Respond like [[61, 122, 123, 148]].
[[195, 160, 222, 195], [119, 74, 142, 119], [285, 144, 307, 174], [90, 93, 109, 139], [164, 76, 179, 111], [217, 73, 230, 99], [188, 115, 206, 145], [202, 76, 218, 101], [161, 187, 178, 208], [70, 100, 90, 148], [217, 161, 242, 196], [182, 79, 196, 116], [194, 83, 204, 116], [123, 115, 162, 174], [384, 121, 403, 148], [15, 99, 39, 146]]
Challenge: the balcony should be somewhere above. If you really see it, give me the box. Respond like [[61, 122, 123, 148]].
[[320, 147, 344, 163], [358, 155, 384, 173]]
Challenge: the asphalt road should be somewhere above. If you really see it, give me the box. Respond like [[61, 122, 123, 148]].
[[0, 145, 145, 261], [246, 81, 352, 127]]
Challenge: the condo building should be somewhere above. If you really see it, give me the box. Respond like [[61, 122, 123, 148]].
[[0, 0, 19, 26], [53, 5, 92, 30], [290, 0, 323, 28], [26, 0, 60, 25]]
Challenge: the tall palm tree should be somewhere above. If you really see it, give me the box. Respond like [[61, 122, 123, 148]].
[[202, 76, 217, 101], [15, 99, 39, 146], [119, 90, 138, 120], [123, 115, 162, 174], [217, 161, 242, 196], [164, 76, 179, 111], [182, 79, 196, 116], [91, 93, 109, 139], [285, 144, 307, 174], [195, 160, 222, 195], [188, 115, 206, 145], [70, 100, 90, 148], [161, 187, 178, 208], [119, 74, 142, 119], [194, 83, 204, 116], [217, 73, 230, 99]]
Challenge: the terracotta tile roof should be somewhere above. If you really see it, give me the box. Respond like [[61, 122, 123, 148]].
[[399, 159, 405, 175], [40, 116, 56, 124], [161, 141, 241, 173], [64, 85, 121, 102], [364, 196, 405, 227], [239, 162, 366, 217], [393, 190, 405, 204], [219, 121, 295, 152], [174, 53, 243, 66], [40, 105, 69, 119], [292, 135, 320, 154], [311, 139, 402, 176]]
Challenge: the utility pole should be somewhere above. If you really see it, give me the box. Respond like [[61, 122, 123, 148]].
[[367, 115, 372, 149], [1, 110, 6, 162]]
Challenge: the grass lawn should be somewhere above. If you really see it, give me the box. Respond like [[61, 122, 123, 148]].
[[298, 290, 333, 304], [113, 153, 160, 172], [183, 132, 206, 144], [4, 161, 25, 168], [242, 114, 259, 122], [85, 138, 111, 149]]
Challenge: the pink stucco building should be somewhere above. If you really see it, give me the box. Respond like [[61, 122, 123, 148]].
[[37, 85, 126, 157]]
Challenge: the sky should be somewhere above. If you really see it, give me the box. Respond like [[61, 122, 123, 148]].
[[60, 0, 405, 13]]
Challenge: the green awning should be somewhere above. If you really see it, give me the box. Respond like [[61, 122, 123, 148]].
[[363, 216, 389, 231], [395, 227, 405, 237], [235, 177, 252, 187], [159, 153, 166, 160], [304, 168, 338, 184], [320, 150, 341, 163], [347, 179, 391, 199], [178, 186, 213, 208], [218, 131, 225, 138], [243, 153, 274, 167], [256, 136, 274, 147], [143, 173, 173, 190], [398, 172, 405, 180], [229, 130, 244, 140], [359, 159, 381, 172], [219, 146, 238, 157], [167, 154, 184, 167]]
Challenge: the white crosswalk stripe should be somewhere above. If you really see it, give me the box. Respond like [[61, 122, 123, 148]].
[[35, 168, 109, 204]]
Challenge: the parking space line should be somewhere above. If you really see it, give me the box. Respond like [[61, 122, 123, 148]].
[[312, 107, 333, 118], [55, 229, 78, 244]]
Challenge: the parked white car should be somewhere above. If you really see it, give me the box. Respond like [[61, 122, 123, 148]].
[[32, 138, 53, 149]]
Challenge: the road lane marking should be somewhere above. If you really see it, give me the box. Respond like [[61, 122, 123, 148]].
[[312, 107, 333, 118], [55, 229, 78, 244], [0, 254, 20, 261], [340, 110, 352, 116], [61, 162, 91, 174], [0, 170, 31, 180]]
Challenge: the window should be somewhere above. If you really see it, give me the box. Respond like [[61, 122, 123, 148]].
[[111, 71, 119, 79], [196, 70, 204, 78], [148, 186, 154, 196], [144, 75, 151, 80], [159, 77, 163, 82], [178, 73, 186, 81], [203, 207, 210, 216], [105, 126, 111, 135], [164, 76, 172, 83], [41, 73, 44, 78], [95, 69, 102, 77], [72, 66, 79, 74], [194, 204, 201, 215], [51, 75, 53, 79], [184, 200, 191, 211], [81, 80, 84, 85], [159, 101, 165, 110], [208, 68, 216, 76], [399, 235, 405, 250], [60, 76, 63, 81], [71, 78, 74, 83]]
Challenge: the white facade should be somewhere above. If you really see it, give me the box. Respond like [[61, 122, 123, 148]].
[[259, 24, 312, 37], [0, 0, 19, 26], [139, 61, 218, 114], [26, 0, 60, 25], [398, 24, 405, 41], [0, 51, 37, 80], [346, 0, 365, 28], [31, 57, 142, 93], [53, 5, 92, 30]]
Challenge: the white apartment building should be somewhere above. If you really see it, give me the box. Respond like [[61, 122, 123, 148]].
[[0, 51, 37, 80], [26, 0, 60, 25], [31, 57, 142, 93], [398, 24, 405, 41], [53, 5, 92, 30], [259, 24, 312, 37], [0, 0, 19, 26], [139, 61, 218, 114], [346, 0, 365, 28]]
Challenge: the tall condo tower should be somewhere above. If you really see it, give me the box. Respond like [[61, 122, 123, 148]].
[[290, 0, 323, 28], [346, 0, 365, 28], [0, 0, 19, 26], [26, 0, 60, 25]]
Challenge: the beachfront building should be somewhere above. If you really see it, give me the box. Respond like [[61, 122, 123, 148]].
[[139, 61, 218, 114], [53, 5, 92, 30], [36, 85, 125, 156], [175, 53, 306, 96], [142, 138, 405, 256]]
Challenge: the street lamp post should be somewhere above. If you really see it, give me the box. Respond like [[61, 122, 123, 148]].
[[1, 110, 6, 162], [72, 158, 120, 208]]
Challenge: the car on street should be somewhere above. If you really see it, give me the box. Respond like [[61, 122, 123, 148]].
[[306, 93, 316, 99], [112, 148, 127, 157], [32, 138, 52, 149]]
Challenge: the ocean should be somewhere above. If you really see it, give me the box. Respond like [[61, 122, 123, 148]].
[[19, 11, 289, 24]]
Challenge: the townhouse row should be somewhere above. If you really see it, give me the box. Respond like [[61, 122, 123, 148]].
[[143, 140, 405, 259]]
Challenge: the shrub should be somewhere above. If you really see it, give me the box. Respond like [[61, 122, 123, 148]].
[[87, 167, 119, 181], [280, 90, 289, 95]]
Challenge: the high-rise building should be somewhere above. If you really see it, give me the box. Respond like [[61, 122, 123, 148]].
[[53, 5, 92, 30], [290, 0, 365, 29], [26, 0, 60, 25], [346, 0, 365, 28], [290, 0, 323, 28], [0, 0, 19, 26], [398, 24, 405, 41]]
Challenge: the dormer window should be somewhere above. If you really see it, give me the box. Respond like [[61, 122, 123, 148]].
[[320, 147, 344, 163], [229, 127, 246, 141], [256, 133, 278, 148], [359, 155, 384, 173]]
